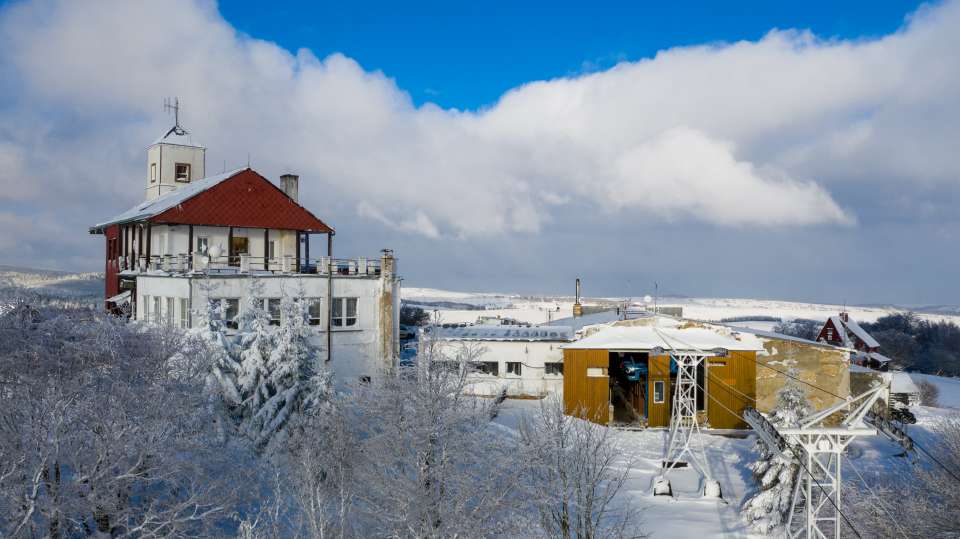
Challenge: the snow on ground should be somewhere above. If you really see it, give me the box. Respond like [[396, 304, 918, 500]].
[[908, 373, 960, 409], [493, 400, 766, 538], [402, 288, 960, 329]]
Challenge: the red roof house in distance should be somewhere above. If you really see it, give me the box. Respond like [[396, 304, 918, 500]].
[[817, 312, 891, 370], [89, 112, 400, 379]]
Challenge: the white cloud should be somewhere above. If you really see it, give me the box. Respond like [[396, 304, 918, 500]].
[[1, 0, 959, 258]]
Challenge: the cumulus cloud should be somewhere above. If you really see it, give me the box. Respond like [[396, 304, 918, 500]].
[[0, 0, 959, 287]]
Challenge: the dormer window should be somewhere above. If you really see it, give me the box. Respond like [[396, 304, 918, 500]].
[[150, 163, 157, 183], [175, 163, 191, 183]]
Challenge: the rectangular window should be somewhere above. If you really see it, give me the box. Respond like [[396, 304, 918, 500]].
[[166, 297, 175, 325], [175, 163, 191, 182], [473, 361, 499, 376], [152, 297, 161, 324], [142, 295, 149, 320], [179, 298, 189, 328], [223, 298, 240, 329], [268, 240, 276, 260], [308, 298, 322, 326], [150, 162, 157, 183], [197, 236, 209, 255], [332, 297, 358, 327], [506, 362, 522, 376], [653, 381, 665, 404], [265, 298, 281, 326], [545, 362, 564, 376]]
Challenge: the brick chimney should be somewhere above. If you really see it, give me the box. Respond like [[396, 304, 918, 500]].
[[280, 173, 299, 203]]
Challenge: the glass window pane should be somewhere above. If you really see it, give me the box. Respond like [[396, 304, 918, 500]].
[[346, 298, 357, 317]]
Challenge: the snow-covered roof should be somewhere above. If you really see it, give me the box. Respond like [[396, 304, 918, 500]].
[[90, 168, 245, 231], [828, 316, 854, 348], [548, 309, 622, 333], [563, 323, 764, 352], [889, 372, 920, 395], [842, 317, 880, 348], [867, 351, 893, 363], [435, 325, 574, 342], [152, 126, 202, 148], [106, 290, 131, 304]]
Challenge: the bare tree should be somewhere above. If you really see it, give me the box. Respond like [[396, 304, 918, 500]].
[[518, 395, 644, 539], [917, 379, 940, 408], [848, 415, 960, 538], [0, 307, 262, 538], [278, 332, 531, 538]]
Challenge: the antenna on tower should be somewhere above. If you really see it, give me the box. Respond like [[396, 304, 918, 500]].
[[162, 97, 188, 136]]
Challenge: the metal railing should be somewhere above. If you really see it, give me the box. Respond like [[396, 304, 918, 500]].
[[116, 254, 382, 277]]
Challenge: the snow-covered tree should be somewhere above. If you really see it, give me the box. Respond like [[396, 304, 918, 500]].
[[200, 282, 330, 451], [0, 305, 263, 537], [742, 367, 813, 534], [519, 395, 644, 539], [847, 415, 960, 538], [281, 332, 529, 538]]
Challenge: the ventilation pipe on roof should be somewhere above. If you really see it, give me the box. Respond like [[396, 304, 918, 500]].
[[280, 173, 299, 203]]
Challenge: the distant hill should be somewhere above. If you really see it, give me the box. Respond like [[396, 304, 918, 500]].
[[0, 265, 103, 302]]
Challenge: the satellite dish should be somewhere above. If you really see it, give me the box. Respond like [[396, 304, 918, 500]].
[[208, 245, 222, 259], [643, 295, 653, 304]]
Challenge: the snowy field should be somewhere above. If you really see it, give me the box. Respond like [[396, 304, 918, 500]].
[[402, 287, 960, 329]]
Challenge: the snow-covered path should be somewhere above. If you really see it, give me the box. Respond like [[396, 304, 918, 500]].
[[494, 400, 766, 538]]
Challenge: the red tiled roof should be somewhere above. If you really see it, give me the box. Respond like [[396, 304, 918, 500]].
[[149, 168, 333, 232]]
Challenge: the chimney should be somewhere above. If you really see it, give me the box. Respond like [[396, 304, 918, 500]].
[[280, 173, 299, 203]]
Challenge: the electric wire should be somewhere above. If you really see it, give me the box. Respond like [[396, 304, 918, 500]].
[[693, 376, 865, 539], [846, 457, 910, 539], [737, 350, 960, 485]]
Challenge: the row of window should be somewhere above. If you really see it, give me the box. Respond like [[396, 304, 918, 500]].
[[141, 296, 358, 330], [149, 162, 191, 183], [468, 361, 564, 377], [141, 295, 191, 329]]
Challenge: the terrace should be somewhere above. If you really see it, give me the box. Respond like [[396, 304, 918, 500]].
[[116, 253, 385, 278]]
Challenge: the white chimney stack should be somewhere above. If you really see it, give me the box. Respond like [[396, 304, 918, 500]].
[[280, 173, 299, 203]]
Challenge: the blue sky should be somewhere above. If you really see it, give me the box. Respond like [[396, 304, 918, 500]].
[[0, 0, 958, 304], [220, 0, 926, 110]]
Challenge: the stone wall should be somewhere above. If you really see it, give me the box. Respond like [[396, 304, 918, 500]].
[[755, 337, 850, 413]]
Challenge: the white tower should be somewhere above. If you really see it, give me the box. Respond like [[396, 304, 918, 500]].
[[145, 98, 205, 201]]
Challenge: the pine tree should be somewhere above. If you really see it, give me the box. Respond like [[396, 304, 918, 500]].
[[199, 295, 243, 409], [742, 367, 813, 534], [197, 283, 329, 451], [248, 295, 329, 448]]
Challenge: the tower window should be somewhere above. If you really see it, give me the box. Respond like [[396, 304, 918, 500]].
[[150, 163, 157, 183], [175, 163, 191, 182]]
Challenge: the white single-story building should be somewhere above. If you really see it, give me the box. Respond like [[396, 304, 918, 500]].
[[431, 325, 574, 398]]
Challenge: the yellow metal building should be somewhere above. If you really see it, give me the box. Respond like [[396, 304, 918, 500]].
[[562, 321, 762, 429]]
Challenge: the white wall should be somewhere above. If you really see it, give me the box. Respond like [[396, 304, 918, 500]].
[[437, 339, 565, 398], [146, 142, 206, 200], [135, 273, 392, 382]]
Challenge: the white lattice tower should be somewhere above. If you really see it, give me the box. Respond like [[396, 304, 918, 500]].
[[660, 351, 712, 488], [780, 385, 886, 539]]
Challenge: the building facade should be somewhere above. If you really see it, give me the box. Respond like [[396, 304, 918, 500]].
[[431, 325, 573, 398], [90, 123, 400, 380]]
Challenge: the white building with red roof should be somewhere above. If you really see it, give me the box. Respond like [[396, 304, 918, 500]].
[[89, 119, 400, 380]]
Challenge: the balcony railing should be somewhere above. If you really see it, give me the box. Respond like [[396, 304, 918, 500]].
[[116, 254, 383, 277]]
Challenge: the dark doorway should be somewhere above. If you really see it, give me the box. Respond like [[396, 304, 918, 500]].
[[608, 351, 649, 425]]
